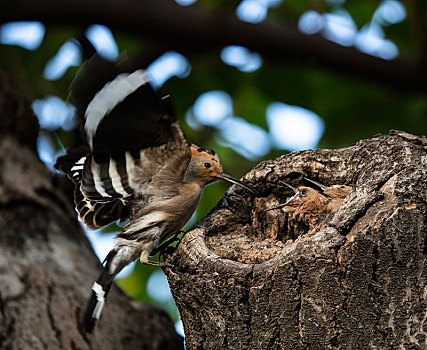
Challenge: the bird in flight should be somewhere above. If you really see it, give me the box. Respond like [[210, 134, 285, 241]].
[[54, 54, 256, 332]]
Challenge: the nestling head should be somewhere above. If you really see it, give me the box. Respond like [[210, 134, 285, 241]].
[[325, 184, 353, 198], [265, 182, 328, 211], [286, 186, 328, 206], [303, 177, 352, 199]]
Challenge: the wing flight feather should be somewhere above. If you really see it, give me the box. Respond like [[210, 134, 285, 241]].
[[55, 54, 191, 230]]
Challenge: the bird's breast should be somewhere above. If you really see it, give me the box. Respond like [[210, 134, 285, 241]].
[[163, 185, 202, 230]]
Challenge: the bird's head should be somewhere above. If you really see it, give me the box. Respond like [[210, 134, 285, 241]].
[[287, 186, 326, 206], [326, 184, 353, 198], [303, 177, 352, 199], [187, 145, 256, 194], [189, 145, 223, 183], [265, 182, 327, 211]]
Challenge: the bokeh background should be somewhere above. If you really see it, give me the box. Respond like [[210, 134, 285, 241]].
[[1, 0, 426, 338]]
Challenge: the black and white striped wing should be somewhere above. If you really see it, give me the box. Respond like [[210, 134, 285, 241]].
[[55, 54, 191, 229], [55, 146, 130, 229]]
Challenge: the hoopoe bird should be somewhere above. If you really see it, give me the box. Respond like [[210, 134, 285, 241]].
[[54, 54, 256, 333], [265, 179, 352, 230], [303, 177, 352, 219], [266, 182, 329, 229]]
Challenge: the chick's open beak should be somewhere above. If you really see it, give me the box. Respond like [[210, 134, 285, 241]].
[[216, 173, 257, 195], [303, 177, 328, 190], [279, 181, 298, 193], [265, 181, 300, 212], [265, 192, 300, 211]]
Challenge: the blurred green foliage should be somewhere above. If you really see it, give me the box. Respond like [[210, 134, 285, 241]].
[[1, 0, 426, 323]]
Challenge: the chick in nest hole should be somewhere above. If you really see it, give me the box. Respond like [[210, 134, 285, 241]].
[[265, 178, 352, 236]]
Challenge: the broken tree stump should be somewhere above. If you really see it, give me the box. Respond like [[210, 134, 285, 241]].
[[166, 130, 427, 350]]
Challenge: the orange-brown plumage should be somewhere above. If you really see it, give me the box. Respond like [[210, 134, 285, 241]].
[[284, 186, 329, 228], [54, 54, 256, 333], [321, 184, 352, 219], [266, 180, 352, 231]]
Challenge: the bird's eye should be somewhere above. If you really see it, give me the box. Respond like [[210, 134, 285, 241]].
[[204, 162, 211, 168], [300, 189, 307, 196]]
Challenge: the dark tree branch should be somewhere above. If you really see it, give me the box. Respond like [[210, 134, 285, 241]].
[[0, 0, 426, 92]]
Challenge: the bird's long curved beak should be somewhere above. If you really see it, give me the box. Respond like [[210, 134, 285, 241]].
[[217, 173, 257, 195], [303, 177, 328, 190], [265, 181, 300, 212], [264, 192, 300, 211], [279, 181, 298, 193]]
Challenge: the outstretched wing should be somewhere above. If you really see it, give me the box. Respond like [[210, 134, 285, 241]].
[[55, 54, 191, 229], [55, 144, 131, 229]]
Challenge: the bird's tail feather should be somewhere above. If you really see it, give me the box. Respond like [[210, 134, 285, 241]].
[[82, 280, 113, 333], [82, 250, 118, 333]]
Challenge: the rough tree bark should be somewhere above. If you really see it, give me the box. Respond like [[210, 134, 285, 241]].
[[165, 130, 427, 349], [1, 68, 426, 349], [0, 73, 184, 348]]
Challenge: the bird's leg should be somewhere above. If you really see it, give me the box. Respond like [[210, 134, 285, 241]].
[[151, 230, 185, 256], [140, 250, 173, 268]]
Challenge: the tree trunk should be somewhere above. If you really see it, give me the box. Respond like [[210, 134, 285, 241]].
[[0, 72, 183, 349], [166, 130, 427, 350]]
